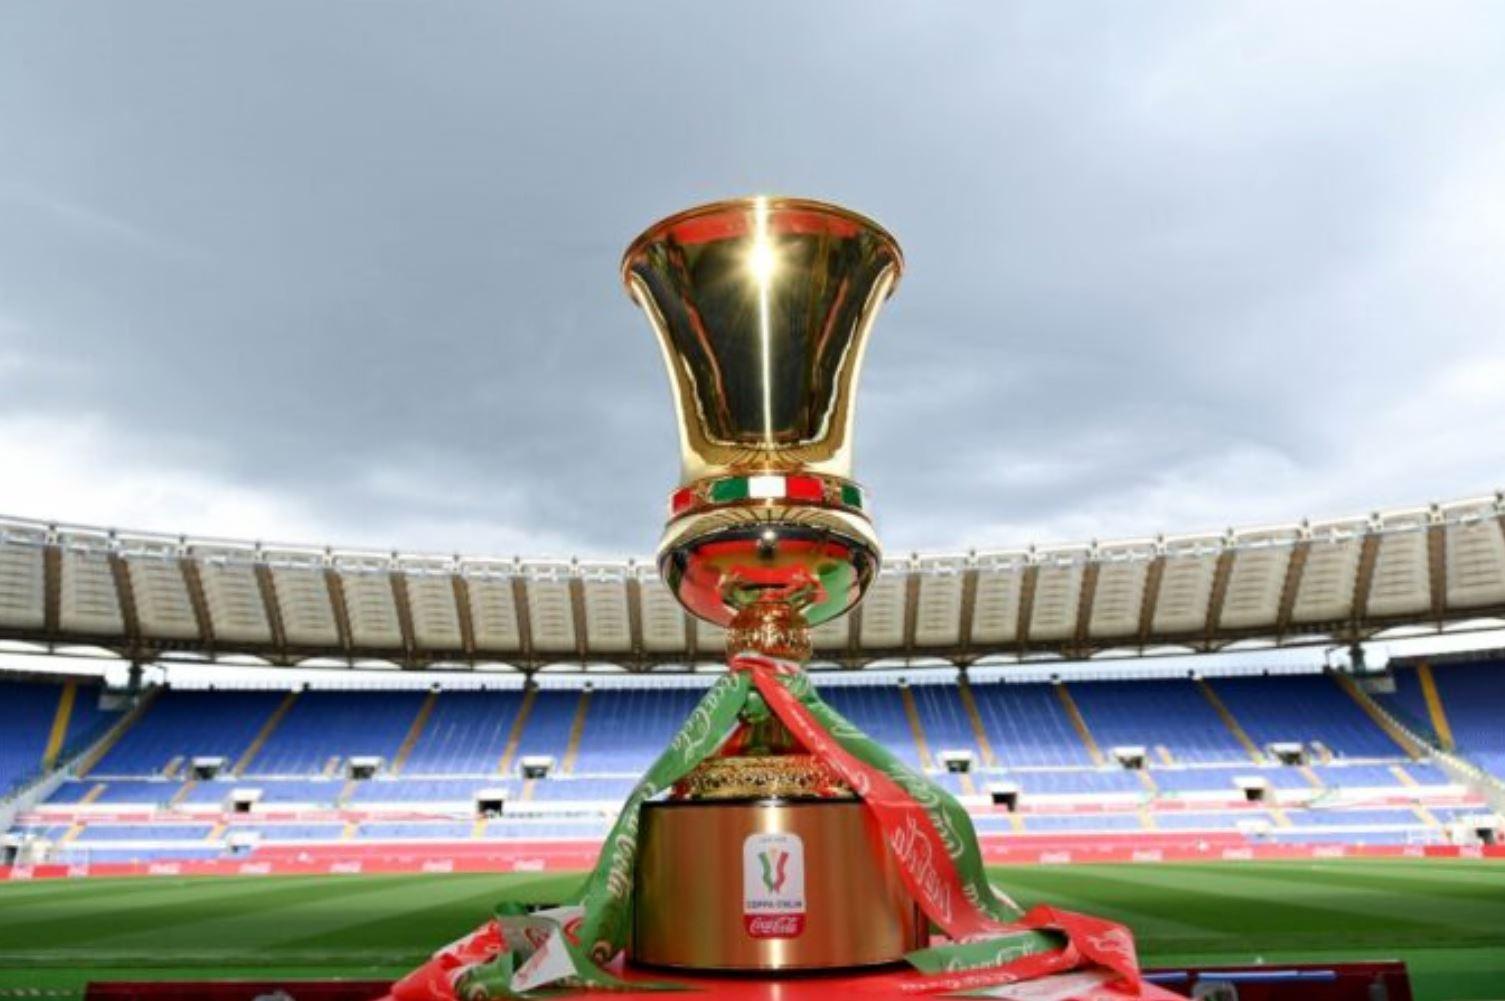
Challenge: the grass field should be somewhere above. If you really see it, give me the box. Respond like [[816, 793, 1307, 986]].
[[0, 860, 1502, 999]]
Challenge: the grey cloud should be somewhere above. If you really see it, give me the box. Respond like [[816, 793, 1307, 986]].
[[1, 2, 1503, 556]]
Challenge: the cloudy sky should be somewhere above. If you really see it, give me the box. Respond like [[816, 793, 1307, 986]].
[[2, 2, 1503, 561]]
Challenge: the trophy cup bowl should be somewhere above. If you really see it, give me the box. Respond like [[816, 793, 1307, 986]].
[[621, 195, 902, 637], [623, 197, 923, 971]]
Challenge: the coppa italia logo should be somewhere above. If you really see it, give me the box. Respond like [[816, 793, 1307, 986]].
[[742, 832, 805, 939]]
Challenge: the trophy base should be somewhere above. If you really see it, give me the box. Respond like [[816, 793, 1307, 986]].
[[632, 798, 925, 971]]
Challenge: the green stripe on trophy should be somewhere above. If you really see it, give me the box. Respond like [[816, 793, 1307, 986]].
[[708, 478, 751, 503]]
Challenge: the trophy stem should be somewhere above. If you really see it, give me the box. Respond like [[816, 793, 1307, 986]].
[[726, 602, 813, 663]]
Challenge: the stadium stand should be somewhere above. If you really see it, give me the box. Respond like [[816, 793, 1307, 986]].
[[1383, 657, 1505, 779], [570, 688, 705, 774], [90, 690, 285, 776], [4, 659, 1500, 866], [1208, 676, 1406, 758], [0, 676, 116, 794], [511, 691, 584, 771], [967, 682, 1094, 767], [1068, 680, 1248, 764], [245, 691, 426, 775], [400, 691, 525, 775], [820, 686, 923, 767]]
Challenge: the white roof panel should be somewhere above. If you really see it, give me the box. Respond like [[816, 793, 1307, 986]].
[[1367, 516, 1431, 618], [858, 562, 909, 648], [399, 560, 463, 651], [913, 557, 965, 647], [638, 573, 687, 653], [1152, 538, 1220, 635], [810, 612, 849, 651], [266, 553, 340, 648], [4, 491, 1503, 665], [192, 546, 272, 645], [58, 539, 123, 636], [461, 566, 523, 653], [581, 572, 632, 654], [124, 549, 199, 641], [0, 526, 46, 631], [1218, 531, 1297, 631], [1029, 552, 1085, 642], [1290, 520, 1365, 624], [524, 565, 576, 655], [695, 618, 727, 658], [1441, 504, 1505, 610], [1088, 546, 1152, 640], [335, 560, 403, 649], [970, 552, 1027, 644]]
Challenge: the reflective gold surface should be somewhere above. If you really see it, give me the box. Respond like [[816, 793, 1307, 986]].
[[725, 602, 814, 661], [622, 197, 902, 485], [622, 197, 902, 629], [633, 800, 925, 970], [674, 754, 853, 801], [657, 503, 877, 627]]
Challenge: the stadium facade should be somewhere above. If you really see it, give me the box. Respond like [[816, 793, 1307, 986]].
[[1, 491, 1503, 673], [2, 495, 1502, 880], [1, 498, 1502, 878]]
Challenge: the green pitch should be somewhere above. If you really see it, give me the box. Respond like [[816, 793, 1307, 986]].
[[0, 859, 1502, 1000]]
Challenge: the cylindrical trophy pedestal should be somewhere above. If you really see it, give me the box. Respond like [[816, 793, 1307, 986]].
[[632, 798, 925, 971]]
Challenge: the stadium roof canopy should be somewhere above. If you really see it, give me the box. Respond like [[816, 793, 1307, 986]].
[[1, 493, 1503, 673]]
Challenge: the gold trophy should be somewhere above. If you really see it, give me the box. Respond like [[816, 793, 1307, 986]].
[[622, 197, 924, 970]]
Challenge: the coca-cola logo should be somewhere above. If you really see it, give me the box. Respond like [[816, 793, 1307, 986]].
[[743, 831, 805, 940], [744, 914, 806, 938]]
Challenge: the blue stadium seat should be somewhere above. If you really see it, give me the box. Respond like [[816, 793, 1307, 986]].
[[967, 683, 1094, 767], [1376, 668, 1435, 740], [483, 818, 611, 840], [90, 779, 185, 806], [356, 821, 474, 840], [229, 823, 344, 841], [1012, 769, 1144, 795], [1295, 809, 1422, 827], [528, 776, 634, 802], [570, 689, 705, 774], [1154, 811, 1269, 830], [350, 777, 516, 803], [1308, 763, 1408, 787], [94, 690, 285, 775], [511, 691, 583, 770], [0, 678, 115, 793], [6, 664, 1494, 866], [1208, 675, 1403, 758], [1069, 680, 1249, 763], [247, 691, 424, 775], [1420, 660, 1505, 781], [72, 824, 213, 842], [817, 687, 923, 768], [908, 684, 982, 760], [402, 691, 524, 775], [1022, 813, 1143, 832], [44, 780, 104, 804]]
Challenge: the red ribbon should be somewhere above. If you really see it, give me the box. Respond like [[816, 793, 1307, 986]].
[[733, 653, 1141, 993]]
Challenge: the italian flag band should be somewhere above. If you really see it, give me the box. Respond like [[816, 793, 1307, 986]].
[[386, 197, 1174, 1000]]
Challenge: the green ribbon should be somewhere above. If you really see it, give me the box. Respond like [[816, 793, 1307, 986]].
[[451, 668, 1061, 997]]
